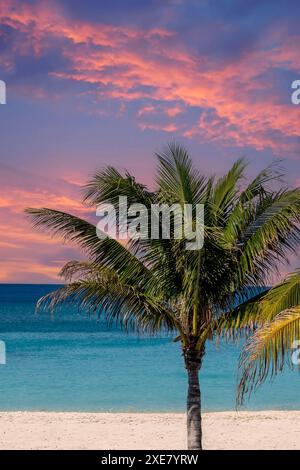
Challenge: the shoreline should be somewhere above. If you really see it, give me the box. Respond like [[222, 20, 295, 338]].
[[0, 410, 300, 449]]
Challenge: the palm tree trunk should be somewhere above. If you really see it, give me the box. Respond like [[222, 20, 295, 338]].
[[184, 346, 204, 450], [187, 366, 202, 449]]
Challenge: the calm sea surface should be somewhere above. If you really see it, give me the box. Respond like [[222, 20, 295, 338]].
[[0, 284, 299, 412]]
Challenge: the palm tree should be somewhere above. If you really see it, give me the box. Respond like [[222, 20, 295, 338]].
[[26, 144, 300, 450], [237, 269, 300, 405]]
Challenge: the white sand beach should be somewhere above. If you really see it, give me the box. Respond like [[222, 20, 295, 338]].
[[0, 411, 300, 450]]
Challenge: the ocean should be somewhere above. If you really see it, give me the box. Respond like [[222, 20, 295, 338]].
[[0, 284, 299, 412]]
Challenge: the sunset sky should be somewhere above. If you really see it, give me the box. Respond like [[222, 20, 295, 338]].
[[0, 0, 300, 283]]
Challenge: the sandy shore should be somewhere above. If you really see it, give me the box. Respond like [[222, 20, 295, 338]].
[[0, 411, 299, 450]]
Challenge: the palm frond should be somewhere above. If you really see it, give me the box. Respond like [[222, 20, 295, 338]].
[[217, 288, 269, 338], [37, 272, 182, 335], [237, 308, 300, 405], [256, 269, 300, 320], [239, 160, 283, 203], [155, 143, 208, 206], [83, 166, 154, 207], [211, 158, 247, 224], [221, 162, 282, 248], [25, 208, 151, 286], [236, 189, 300, 286]]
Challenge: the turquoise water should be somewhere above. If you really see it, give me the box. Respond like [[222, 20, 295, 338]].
[[0, 284, 299, 412]]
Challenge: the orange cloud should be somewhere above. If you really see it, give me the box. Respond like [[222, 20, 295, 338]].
[[0, 163, 92, 282], [1, 0, 299, 155], [139, 122, 179, 133]]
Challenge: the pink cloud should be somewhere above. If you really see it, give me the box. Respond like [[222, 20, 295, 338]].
[[1, 0, 299, 156], [0, 163, 91, 282]]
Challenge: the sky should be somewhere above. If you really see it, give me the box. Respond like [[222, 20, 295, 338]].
[[0, 0, 300, 283]]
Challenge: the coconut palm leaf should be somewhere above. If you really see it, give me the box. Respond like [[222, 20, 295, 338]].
[[25, 208, 152, 287], [222, 162, 282, 247], [216, 288, 270, 337], [155, 143, 208, 206], [38, 262, 182, 335], [256, 269, 300, 320], [83, 166, 154, 207], [237, 308, 300, 405], [236, 189, 300, 287], [211, 157, 247, 224]]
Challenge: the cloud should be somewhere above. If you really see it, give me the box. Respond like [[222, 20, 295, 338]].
[[0, 0, 299, 157], [0, 162, 92, 282]]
